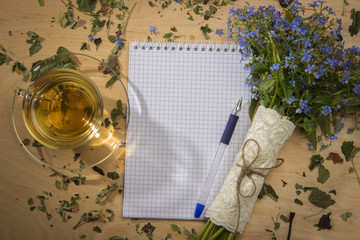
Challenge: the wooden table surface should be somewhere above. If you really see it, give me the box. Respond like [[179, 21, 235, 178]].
[[0, 0, 359, 239]]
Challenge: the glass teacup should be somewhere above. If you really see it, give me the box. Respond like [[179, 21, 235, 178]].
[[12, 52, 129, 171], [19, 68, 103, 149]]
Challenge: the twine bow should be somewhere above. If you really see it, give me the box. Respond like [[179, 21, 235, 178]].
[[233, 139, 284, 236]]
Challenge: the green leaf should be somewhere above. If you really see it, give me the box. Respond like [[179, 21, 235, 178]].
[[188, 15, 194, 21], [329, 189, 336, 195], [27, 198, 34, 206], [260, 183, 279, 202], [205, 5, 217, 18], [12, 61, 27, 72], [303, 117, 317, 134], [111, 45, 122, 56], [317, 165, 330, 184], [350, 147, 360, 162], [107, 171, 120, 180], [295, 183, 303, 190], [200, 24, 211, 40], [96, 183, 119, 204], [271, 215, 280, 230], [32, 140, 43, 147], [58, 9, 74, 28], [108, 35, 116, 43], [148, 1, 156, 7], [309, 154, 324, 171], [308, 130, 317, 151], [170, 224, 181, 233], [313, 95, 331, 105], [319, 117, 331, 137], [27, 31, 39, 39], [279, 70, 292, 102], [249, 98, 259, 121], [38, 0, 45, 6], [294, 198, 303, 205], [163, 33, 173, 39], [57, 46, 71, 55], [280, 214, 289, 223], [109, 237, 126, 240], [0, 53, 7, 65], [110, 99, 126, 127], [251, 62, 268, 74], [259, 78, 276, 94], [349, 9, 360, 36], [79, 235, 87, 239], [183, 227, 197, 239], [22, 138, 31, 146], [80, 42, 88, 51], [106, 75, 118, 88], [170, 27, 177, 32], [101, 0, 116, 7], [340, 212, 352, 222], [29, 40, 42, 56], [308, 187, 335, 209], [193, 5, 202, 15], [76, 0, 97, 13], [93, 226, 102, 233], [106, 208, 115, 222], [55, 180, 62, 190], [115, 0, 125, 10], [341, 141, 355, 161]]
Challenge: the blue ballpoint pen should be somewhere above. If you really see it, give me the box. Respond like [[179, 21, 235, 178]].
[[194, 98, 242, 218]]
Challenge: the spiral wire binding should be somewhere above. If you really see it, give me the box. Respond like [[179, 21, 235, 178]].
[[132, 39, 240, 53]]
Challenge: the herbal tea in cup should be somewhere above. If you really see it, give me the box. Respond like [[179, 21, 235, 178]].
[[20, 68, 103, 149], [12, 51, 128, 171]]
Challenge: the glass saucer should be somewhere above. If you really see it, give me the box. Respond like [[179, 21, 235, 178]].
[[12, 52, 129, 172]]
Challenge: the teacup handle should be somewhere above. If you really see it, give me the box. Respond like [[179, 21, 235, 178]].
[[16, 88, 33, 100]]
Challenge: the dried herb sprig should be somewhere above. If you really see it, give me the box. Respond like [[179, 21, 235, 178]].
[[73, 210, 101, 230], [96, 183, 119, 204], [55, 173, 86, 190], [36, 195, 52, 221], [57, 194, 80, 222], [26, 31, 42, 56], [0, 45, 12, 66]]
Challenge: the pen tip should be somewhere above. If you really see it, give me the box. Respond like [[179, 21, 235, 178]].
[[234, 98, 242, 113]]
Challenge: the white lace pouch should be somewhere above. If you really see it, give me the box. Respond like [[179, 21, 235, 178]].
[[205, 106, 295, 233]]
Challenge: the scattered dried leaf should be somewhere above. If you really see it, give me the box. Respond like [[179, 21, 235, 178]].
[[326, 152, 344, 164]]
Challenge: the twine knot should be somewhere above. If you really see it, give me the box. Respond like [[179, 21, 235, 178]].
[[232, 139, 284, 237]]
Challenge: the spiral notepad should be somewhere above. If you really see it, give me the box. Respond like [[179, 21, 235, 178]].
[[123, 41, 252, 219]]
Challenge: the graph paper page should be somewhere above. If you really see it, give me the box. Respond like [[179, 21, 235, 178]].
[[124, 41, 251, 219]]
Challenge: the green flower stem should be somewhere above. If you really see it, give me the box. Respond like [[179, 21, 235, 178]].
[[200, 222, 215, 240], [197, 220, 241, 240], [209, 227, 225, 240], [267, 32, 282, 109], [226, 233, 233, 240], [269, 71, 279, 109], [123, 2, 137, 34], [198, 220, 212, 239], [351, 157, 360, 187]]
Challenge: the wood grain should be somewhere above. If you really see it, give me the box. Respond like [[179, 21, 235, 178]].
[[0, 0, 359, 239]]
